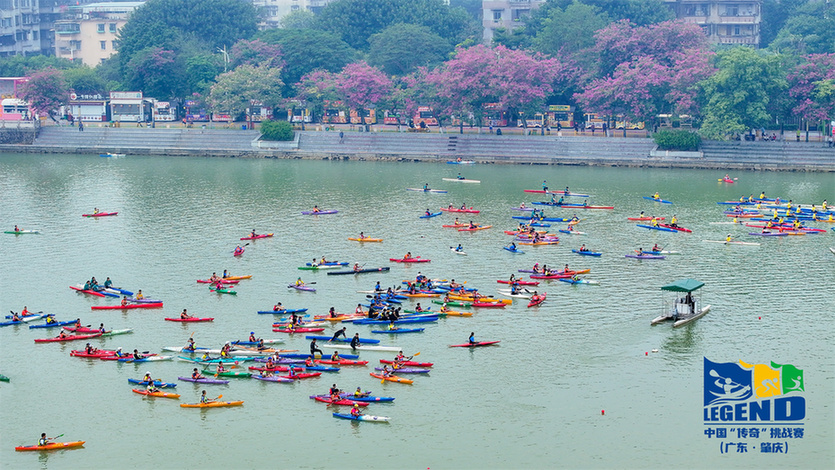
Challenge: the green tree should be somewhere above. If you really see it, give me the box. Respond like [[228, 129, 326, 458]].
[[367, 24, 452, 76], [582, 0, 674, 26], [0, 55, 76, 77], [63, 66, 107, 96], [760, 0, 800, 48], [255, 28, 358, 89], [769, 0, 835, 54], [534, 2, 609, 57], [209, 65, 284, 117], [123, 47, 184, 99], [698, 47, 788, 140], [280, 10, 316, 29]]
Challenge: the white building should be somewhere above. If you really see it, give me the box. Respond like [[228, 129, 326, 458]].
[[482, 0, 546, 42], [252, 0, 337, 29], [53, 2, 144, 66]]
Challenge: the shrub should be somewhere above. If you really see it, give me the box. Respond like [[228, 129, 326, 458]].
[[653, 129, 701, 151], [260, 120, 294, 141]]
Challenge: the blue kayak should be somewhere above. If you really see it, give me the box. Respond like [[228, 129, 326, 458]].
[[512, 215, 571, 222], [280, 353, 360, 360], [127, 378, 177, 388], [28, 319, 77, 329], [637, 224, 678, 233], [353, 316, 439, 325], [571, 249, 602, 257], [256, 308, 308, 315], [304, 335, 380, 345], [420, 212, 442, 218], [504, 246, 525, 254], [371, 328, 425, 334], [332, 412, 390, 422], [106, 287, 134, 296], [305, 262, 348, 266], [341, 395, 395, 403], [643, 196, 673, 204], [304, 365, 340, 372]]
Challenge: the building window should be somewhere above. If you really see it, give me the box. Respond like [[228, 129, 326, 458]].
[[290, 4, 298, 9], [100, 40, 106, 50], [97, 23, 105, 33], [32, 30, 37, 40], [733, 25, 741, 36], [109, 23, 117, 33], [492, 10, 502, 22], [111, 40, 118, 49]]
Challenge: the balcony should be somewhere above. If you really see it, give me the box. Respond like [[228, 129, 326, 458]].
[[54, 23, 80, 35], [716, 36, 758, 45], [718, 16, 757, 24]]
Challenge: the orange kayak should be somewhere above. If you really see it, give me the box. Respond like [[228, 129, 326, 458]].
[[448, 295, 511, 304], [439, 310, 472, 316], [131, 389, 180, 399], [370, 372, 413, 384], [16, 441, 85, 451], [180, 400, 244, 408], [348, 237, 383, 242], [222, 275, 252, 280]]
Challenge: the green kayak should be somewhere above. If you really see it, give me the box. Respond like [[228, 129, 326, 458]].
[[0, 374, 9, 382], [201, 369, 251, 378], [431, 300, 472, 308], [4, 230, 40, 235], [209, 287, 237, 295]]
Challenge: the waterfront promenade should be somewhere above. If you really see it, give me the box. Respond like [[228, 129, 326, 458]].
[[1, 126, 833, 171]]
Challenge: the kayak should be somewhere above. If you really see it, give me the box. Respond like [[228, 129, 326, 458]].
[[371, 328, 425, 334], [222, 275, 252, 281], [0, 373, 8, 382], [252, 375, 294, 383], [497, 279, 539, 286], [348, 238, 383, 242], [406, 188, 447, 193], [1, 314, 47, 327], [530, 273, 572, 279], [748, 232, 788, 237], [370, 372, 413, 384], [316, 359, 368, 366], [178, 356, 253, 363], [256, 308, 308, 315], [572, 249, 602, 257], [288, 284, 316, 292], [658, 224, 692, 233], [527, 294, 547, 307], [703, 240, 761, 246], [431, 300, 471, 308], [437, 310, 472, 316], [34, 332, 102, 343], [70, 349, 120, 358], [449, 341, 501, 348], [62, 326, 106, 333], [301, 210, 339, 215], [511, 206, 535, 211], [69, 286, 105, 297], [450, 247, 467, 255], [497, 290, 531, 299], [446, 160, 476, 164], [627, 217, 664, 221], [625, 254, 666, 259], [304, 365, 340, 372], [327, 344, 403, 352], [240, 233, 273, 240], [103, 287, 134, 296], [231, 339, 284, 346], [440, 207, 481, 214], [128, 379, 176, 388], [471, 302, 506, 308], [503, 246, 524, 254], [233, 247, 245, 257], [380, 359, 433, 367], [164, 317, 214, 322], [304, 335, 380, 344], [352, 317, 437, 326], [389, 258, 430, 263], [441, 178, 480, 183], [306, 262, 348, 266], [200, 369, 252, 378], [178, 376, 230, 384], [419, 212, 442, 218], [333, 412, 391, 422], [558, 229, 586, 235], [100, 329, 133, 337], [641, 250, 680, 255], [559, 278, 600, 285], [131, 389, 180, 399], [298, 264, 345, 270], [82, 212, 118, 217], [374, 367, 429, 374], [636, 224, 678, 233], [313, 396, 370, 406], [643, 196, 673, 204], [720, 178, 736, 183], [180, 400, 243, 408], [209, 287, 237, 295], [126, 297, 162, 303], [442, 223, 469, 228], [118, 356, 173, 363], [327, 267, 391, 275], [278, 372, 322, 380], [91, 302, 163, 310], [458, 225, 492, 232], [273, 328, 325, 333], [552, 204, 613, 210], [15, 441, 85, 451], [5, 229, 41, 234]]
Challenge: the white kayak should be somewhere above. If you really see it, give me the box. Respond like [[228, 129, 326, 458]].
[[442, 178, 481, 184], [450, 248, 468, 256], [829, 247, 835, 255], [101, 328, 133, 337], [325, 344, 402, 352], [497, 289, 532, 299], [162, 347, 263, 356], [703, 240, 761, 246]]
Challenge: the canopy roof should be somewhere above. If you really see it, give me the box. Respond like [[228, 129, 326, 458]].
[[661, 279, 704, 293]]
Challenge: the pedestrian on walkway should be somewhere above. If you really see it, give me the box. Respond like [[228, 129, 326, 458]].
[[339, 131, 344, 144], [78, 120, 84, 132]]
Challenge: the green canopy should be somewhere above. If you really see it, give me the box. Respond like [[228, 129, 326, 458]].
[[660, 279, 704, 293]]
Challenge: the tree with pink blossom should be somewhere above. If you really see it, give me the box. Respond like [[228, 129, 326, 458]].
[[787, 53, 835, 123], [18, 67, 68, 121], [334, 61, 393, 111]]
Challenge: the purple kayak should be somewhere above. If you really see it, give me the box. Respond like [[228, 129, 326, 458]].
[[178, 376, 229, 385], [287, 284, 316, 292], [301, 210, 338, 215], [253, 357, 304, 364], [511, 207, 534, 211], [624, 254, 666, 259], [373, 367, 430, 374], [748, 232, 787, 237], [127, 298, 163, 303], [252, 375, 293, 383], [517, 269, 537, 273]]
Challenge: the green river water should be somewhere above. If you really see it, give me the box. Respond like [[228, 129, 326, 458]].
[[0, 153, 833, 469]]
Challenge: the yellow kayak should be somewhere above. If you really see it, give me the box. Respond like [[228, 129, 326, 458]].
[[180, 400, 244, 408], [439, 310, 473, 316], [448, 295, 512, 305], [401, 292, 441, 298], [348, 238, 383, 242], [222, 275, 252, 280]]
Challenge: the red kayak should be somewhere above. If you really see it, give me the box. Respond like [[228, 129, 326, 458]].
[[389, 258, 431, 263], [658, 224, 692, 233], [555, 204, 614, 210], [379, 359, 433, 367], [440, 207, 481, 214], [35, 332, 102, 343], [273, 328, 325, 333], [233, 247, 245, 257], [70, 349, 120, 357], [450, 341, 501, 348], [82, 212, 118, 217], [527, 293, 547, 307], [472, 302, 505, 308], [164, 317, 214, 322], [627, 217, 664, 221], [91, 303, 163, 310], [530, 273, 572, 279], [69, 286, 105, 297], [496, 279, 540, 286], [249, 366, 302, 372], [313, 396, 369, 406], [64, 326, 104, 333], [196, 279, 238, 284], [317, 359, 369, 366], [278, 372, 321, 380], [240, 233, 274, 241]]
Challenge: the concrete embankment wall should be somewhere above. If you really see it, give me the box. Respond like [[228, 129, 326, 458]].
[[1, 127, 833, 172]]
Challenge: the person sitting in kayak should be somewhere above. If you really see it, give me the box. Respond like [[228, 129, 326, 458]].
[[93, 208, 100, 214], [83, 280, 92, 291], [233, 246, 244, 255], [215, 362, 226, 373], [220, 342, 231, 357], [10, 311, 22, 322], [90, 277, 99, 289], [457, 172, 465, 180], [726, 234, 733, 242], [304, 356, 316, 367], [453, 217, 460, 225], [467, 220, 477, 229], [579, 244, 588, 252], [115, 347, 125, 358], [132, 349, 143, 360], [271, 302, 284, 312], [180, 309, 193, 320], [351, 403, 362, 417], [200, 390, 212, 404], [380, 365, 393, 378], [425, 209, 432, 217], [353, 387, 368, 398], [214, 280, 224, 290], [85, 343, 95, 354], [295, 277, 304, 287], [38, 433, 51, 446], [650, 217, 660, 227], [350, 333, 361, 350], [143, 372, 153, 384], [454, 244, 464, 253], [508, 242, 517, 251], [653, 192, 660, 200], [510, 284, 522, 295], [103, 277, 113, 289], [358, 231, 366, 240], [13, 225, 20, 232], [57, 330, 68, 340], [468, 332, 476, 345], [135, 290, 144, 300], [330, 351, 341, 362], [248, 332, 258, 343], [423, 183, 430, 190]]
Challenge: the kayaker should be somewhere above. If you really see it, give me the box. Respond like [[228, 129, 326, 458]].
[[563, 264, 570, 273], [542, 180, 548, 191], [120, 296, 129, 307], [38, 433, 51, 446], [425, 209, 432, 216], [216, 362, 226, 373], [200, 390, 212, 404], [209, 272, 221, 283], [508, 242, 517, 251], [423, 183, 429, 190], [651, 217, 660, 227], [14, 225, 19, 232], [352, 263, 361, 272], [93, 208, 100, 214], [265, 357, 275, 369], [10, 312, 21, 322], [85, 343, 95, 354], [328, 307, 339, 319], [181, 309, 192, 320], [320, 256, 329, 264], [146, 382, 160, 394], [460, 203, 467, 210], [83, 280, 92, 291], [115, 347, 125, 358], [310, 339, 323, 357], [457, 172, 464, 180], [330, 351, 341, 362], [351, 403, 362, 417], [295, 277, 304, 287], [468, 332, 476, 345], [726, 234, 733, 242], [192, 368, 204, 380], [45, 316, 56, 324], [639, 211, 645, 218], [133, 349, 143, 360], [570, 214, 580, 223], [455, 244, 463, 252], [468, 221, 477, 229], [355, 304, 364, 315], [233, 246, 244, 255], [350, 333, 361, 350], [248, 332, 258, 343], [313, 205, 320, 213], [453, 217, 460, 225], [440, 303, 450, 314], [635, 247, 643, 255], [104, 277, 113, 289], [653, 192, 660, 200], [135, 290, 144, 300], [220, 342, 231, 357], [330, 327, 347, 342], [250, 229, 257, 238], [305, 356, 315, 367], [381, 365, 393, 377], [579, 244, 588, 252], [286, 365, 298, 379], [354, 387, 368, 398], [57, 330, 67, 340], [652, 244, 661, 252], [273, 302, 284, 312], [404, 252, 412, 260], [143, 371, 153, 383]]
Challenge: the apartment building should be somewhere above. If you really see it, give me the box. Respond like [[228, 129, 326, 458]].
[[0, 0, 63, 57], [482, 0, 546, 42], [53, 2, 143, 66], [664, 0, 762, 47], [252, 0, 336, 29]]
